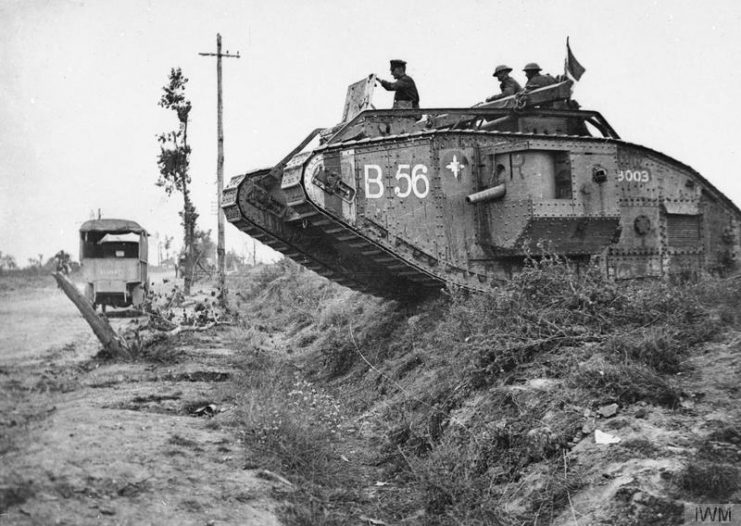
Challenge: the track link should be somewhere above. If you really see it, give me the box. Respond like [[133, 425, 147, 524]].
[[224, 171, 443, 298]]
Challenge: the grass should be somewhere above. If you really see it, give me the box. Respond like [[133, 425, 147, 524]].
[[228, 346, 341, 484], [618, 438, 662, 457], [0, 272, 56, 293], [678, 423, 741, 501], [567, 360, 682, 407], [222, 347, 371, 525], [707, 424, 741, 445], [679, 461, 739, 501], [218, 257, 741, 525], [0, 480, 34, 514]]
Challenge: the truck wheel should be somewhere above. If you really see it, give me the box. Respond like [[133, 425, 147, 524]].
[[131, 284, 146, 307]]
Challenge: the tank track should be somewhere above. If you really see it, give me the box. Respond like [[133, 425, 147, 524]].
[[223, 169, 443, 298]]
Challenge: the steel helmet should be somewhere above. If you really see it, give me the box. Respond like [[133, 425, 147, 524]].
[[493, 64, 512, 76], [523, 62, 542, 72]]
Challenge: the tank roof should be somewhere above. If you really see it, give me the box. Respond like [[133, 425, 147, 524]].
[[79, 218, 147, 234]]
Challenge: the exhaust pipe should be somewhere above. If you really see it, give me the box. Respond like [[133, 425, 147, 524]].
[[466, 183, 506, 204]]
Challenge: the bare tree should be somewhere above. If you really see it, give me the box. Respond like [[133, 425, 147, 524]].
[[157, 67, 198, 294], [164, 235, 174, 259]]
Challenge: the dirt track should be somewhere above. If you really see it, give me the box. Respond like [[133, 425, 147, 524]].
[[0, 277, 281, 525], [0, 285, 100, 364]]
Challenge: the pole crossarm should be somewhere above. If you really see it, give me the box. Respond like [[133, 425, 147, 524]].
[[198, 52, 241, 58]]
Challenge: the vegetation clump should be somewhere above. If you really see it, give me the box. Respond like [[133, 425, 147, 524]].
[[679, 461, 739, 500], [225, 258, 741, 524]]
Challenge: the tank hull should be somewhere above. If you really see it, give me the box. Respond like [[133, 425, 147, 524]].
[[225, 124, 741, 297]]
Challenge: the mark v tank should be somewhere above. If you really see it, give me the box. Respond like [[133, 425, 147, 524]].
[[224, 75, 741, 298]]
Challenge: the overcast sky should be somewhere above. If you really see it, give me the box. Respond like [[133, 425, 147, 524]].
[[1, 0, 740, 265]]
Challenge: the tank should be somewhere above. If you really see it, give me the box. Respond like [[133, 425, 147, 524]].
[[224, 78, 741, 298]]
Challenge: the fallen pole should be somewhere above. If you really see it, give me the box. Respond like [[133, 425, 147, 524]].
[[52, 272, 132, 359]]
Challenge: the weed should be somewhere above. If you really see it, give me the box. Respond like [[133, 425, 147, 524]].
[[317, 331, 357, 379], [218, 259, 741, 525], [231, 359, 341, 488], [618, 438, 661, 457], [679, 460, 739, 500], [707, 424, 741, 445], [317, 296, 353, 329], [295, 332, 317, 348], [611, 486, 685, 526], [140, 335, 185, 363], [168, 434, 201, 450], [568, 361, 681, 407], [0, 479, 34, 513], [528, 460, 586, 525], [604, 328, 686, 374], [406, 439, 512, 524], [695, 424, 741, 464]]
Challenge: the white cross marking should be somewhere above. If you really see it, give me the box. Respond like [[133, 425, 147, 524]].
[[446, 155, 464, 179]]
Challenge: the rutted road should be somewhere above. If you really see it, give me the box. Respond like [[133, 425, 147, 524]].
[[0, 276, 282, 525], [0, 283, 101, 365]]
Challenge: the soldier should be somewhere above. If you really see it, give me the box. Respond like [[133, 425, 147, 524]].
[[523, 62, 557, 90], [486, 64, 522, 102], [377, 59, 420, 109], [54, 250, 71, 275]]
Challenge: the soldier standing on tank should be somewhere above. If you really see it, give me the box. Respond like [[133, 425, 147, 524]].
[[485, 65, 522, 102], [523, 62, 557, 90], [377, 59, 420, 109]]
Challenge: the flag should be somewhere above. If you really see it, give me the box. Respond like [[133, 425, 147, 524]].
[[565, 37, 586, 81]]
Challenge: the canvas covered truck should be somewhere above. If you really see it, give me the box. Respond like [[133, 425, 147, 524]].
[[79, 218, 148, 310]]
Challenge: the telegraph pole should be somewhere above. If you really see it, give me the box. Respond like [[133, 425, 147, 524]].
[[199, 34, 240, 306]]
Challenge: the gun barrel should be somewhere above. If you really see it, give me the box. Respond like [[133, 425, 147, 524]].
[[466, 184, 506, 204]]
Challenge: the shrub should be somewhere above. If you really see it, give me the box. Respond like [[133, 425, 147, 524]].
[[604, 328, 685, 374]]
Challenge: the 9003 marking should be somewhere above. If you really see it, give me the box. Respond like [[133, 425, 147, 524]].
[[618, 169, 650, 183], [364, 164, 430, 199]]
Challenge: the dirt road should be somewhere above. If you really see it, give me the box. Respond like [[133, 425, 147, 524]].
[[0, 277, 281, 525], [0, 284, 100, 365]]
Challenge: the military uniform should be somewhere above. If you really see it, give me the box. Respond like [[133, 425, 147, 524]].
[[380, 74, 420, 109], [525, 73, 557, 90], [486, 77, 522, 102]]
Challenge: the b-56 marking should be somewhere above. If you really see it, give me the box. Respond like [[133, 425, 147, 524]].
[[364, 164, 430, 199]]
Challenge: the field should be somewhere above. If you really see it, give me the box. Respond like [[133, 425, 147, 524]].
[[1, 261, 740, 525]]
